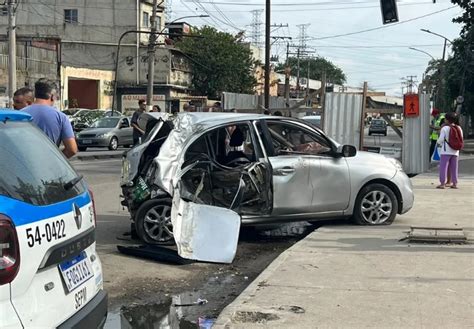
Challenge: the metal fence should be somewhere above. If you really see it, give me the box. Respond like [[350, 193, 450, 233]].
[[402, 93, 430, 174], [222, 92, 298, 110], [323, 92, 363, 148]]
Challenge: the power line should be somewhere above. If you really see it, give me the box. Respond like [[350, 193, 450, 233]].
[[184, 0, 449, 6], [308, 6, 458, 41]]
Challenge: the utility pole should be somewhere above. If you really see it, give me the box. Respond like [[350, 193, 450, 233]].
[[146, 0, 159, 112], [284, 42, 290, 107], [7, 0, 17, 108], [264, 0, 271, 110], [296, 48, 300, 99], [306, 60, 310, 99]]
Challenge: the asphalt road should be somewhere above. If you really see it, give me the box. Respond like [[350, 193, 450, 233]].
[[363, 126, 402, 148], [76, 147, 127, 159], [72, 159, 305, 327]]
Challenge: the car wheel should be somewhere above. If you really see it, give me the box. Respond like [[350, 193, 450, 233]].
[[78, 146, 87, 152], [353, 183, 398, 225], [108, 136, 118, 150], [135, 198, 174, 245]]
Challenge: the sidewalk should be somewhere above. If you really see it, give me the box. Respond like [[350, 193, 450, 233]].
[[215, 176, 474, 328]]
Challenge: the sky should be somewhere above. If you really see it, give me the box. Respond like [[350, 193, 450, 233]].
[[168, 0, 463, 96]]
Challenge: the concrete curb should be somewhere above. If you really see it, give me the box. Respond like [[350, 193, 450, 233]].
[[71, 153, 124, 161], [213, 240, 298, 328]]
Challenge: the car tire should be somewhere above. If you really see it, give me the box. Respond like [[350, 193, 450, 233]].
[[353, 183, 398, 226], [108, 136, 119, 151], [78, 146, 87, 152], [135, 198, 174, 245]]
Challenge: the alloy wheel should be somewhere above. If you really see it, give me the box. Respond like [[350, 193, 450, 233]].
[[143, 205, 173, 243], [360, 190, 393, 224]]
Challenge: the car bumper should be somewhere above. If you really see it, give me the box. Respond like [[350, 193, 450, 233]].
[[57, 290, 108, 329], [369, 129, 387, 134], [77, 137, 110, 147], [392, 170, 414, 214]]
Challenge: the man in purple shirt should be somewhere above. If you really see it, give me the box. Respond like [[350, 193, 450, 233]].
[[23, 79, 78, 158]]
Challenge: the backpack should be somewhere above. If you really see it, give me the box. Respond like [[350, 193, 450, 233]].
[[446, 125, 464, 150]]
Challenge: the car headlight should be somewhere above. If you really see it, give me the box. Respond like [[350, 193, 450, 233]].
[[96, 133, 110, 138], [387, 157, 404, 171]]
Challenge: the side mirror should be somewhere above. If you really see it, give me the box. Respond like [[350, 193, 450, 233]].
[[337, 145, 357, 157]]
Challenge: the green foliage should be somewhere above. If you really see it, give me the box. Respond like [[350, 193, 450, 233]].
[[275, 56, 346, 85], [450, 0, 474, 35], [176, 26, 257, 99]]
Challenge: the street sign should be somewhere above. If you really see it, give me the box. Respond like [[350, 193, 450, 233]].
[[404, 94, 419, 117]]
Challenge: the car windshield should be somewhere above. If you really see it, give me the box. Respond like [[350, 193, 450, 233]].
[[372, 120, 385, 125], [90, 117, 120, 128], [0, 121, 85, 206]]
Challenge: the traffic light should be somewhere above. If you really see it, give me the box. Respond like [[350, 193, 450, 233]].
[[380, 0, 399, 25]]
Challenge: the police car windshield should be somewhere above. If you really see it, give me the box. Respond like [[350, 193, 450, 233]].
[[0, 121, 85, 205]]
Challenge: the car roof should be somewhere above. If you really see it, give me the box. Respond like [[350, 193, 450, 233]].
[[0, 109, 32, 122]]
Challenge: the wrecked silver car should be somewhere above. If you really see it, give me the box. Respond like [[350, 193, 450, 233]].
[[121, 112, 414, 263]]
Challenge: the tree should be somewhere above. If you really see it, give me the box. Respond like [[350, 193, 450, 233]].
[[176, 26, 257, 99], [275, 56, 346, 85], [451, 0, 474, 35]]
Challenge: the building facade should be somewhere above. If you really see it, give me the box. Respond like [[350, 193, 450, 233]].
[[0, 0, 190, 110]]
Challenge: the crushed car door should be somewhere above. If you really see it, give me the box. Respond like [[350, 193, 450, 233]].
[[170, 122, 273, 263], [171, 185, 241, 264]]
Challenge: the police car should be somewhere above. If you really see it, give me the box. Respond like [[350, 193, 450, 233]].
[[0, 110, 107, 328]]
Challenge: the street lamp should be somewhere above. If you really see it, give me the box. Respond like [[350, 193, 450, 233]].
[[146, 14, 209, 110], [420, 29, 453, 112], [420, 29, 452, 61], [409, 47, 435, 60], [111, 15, 208, 115]]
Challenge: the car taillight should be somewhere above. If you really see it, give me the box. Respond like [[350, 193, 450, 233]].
[[0, 215, 20, 285], [88, 189, 97, 227]]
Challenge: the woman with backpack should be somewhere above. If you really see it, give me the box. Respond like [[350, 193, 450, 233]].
[[436, 112, 464, 189]]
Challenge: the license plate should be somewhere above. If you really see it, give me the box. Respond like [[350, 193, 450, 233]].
[[82, 139, 92, 144], [59, 251, 94, 293]]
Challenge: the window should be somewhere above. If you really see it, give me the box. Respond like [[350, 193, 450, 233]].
[[266, 121, 332, 156], [0, 122, 85, 206], [142, 12, 150, 28], [64, 9, 78, 24], [0, 6, 8, 16]]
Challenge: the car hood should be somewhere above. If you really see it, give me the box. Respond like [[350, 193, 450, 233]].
[[346, 150, 397, 179], [77, 128, 113, 136]]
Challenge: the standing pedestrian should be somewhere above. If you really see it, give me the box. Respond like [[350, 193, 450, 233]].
[[429, 109, 444, 162], [22, 79, 78, 158], [13, 87, 34, 110], [131, 100, 146, 145], [436, 112, 463, 189], [151, 105, 161, 112]]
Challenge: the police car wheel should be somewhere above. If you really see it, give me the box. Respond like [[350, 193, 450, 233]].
[[135, 198, 174, 245]]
